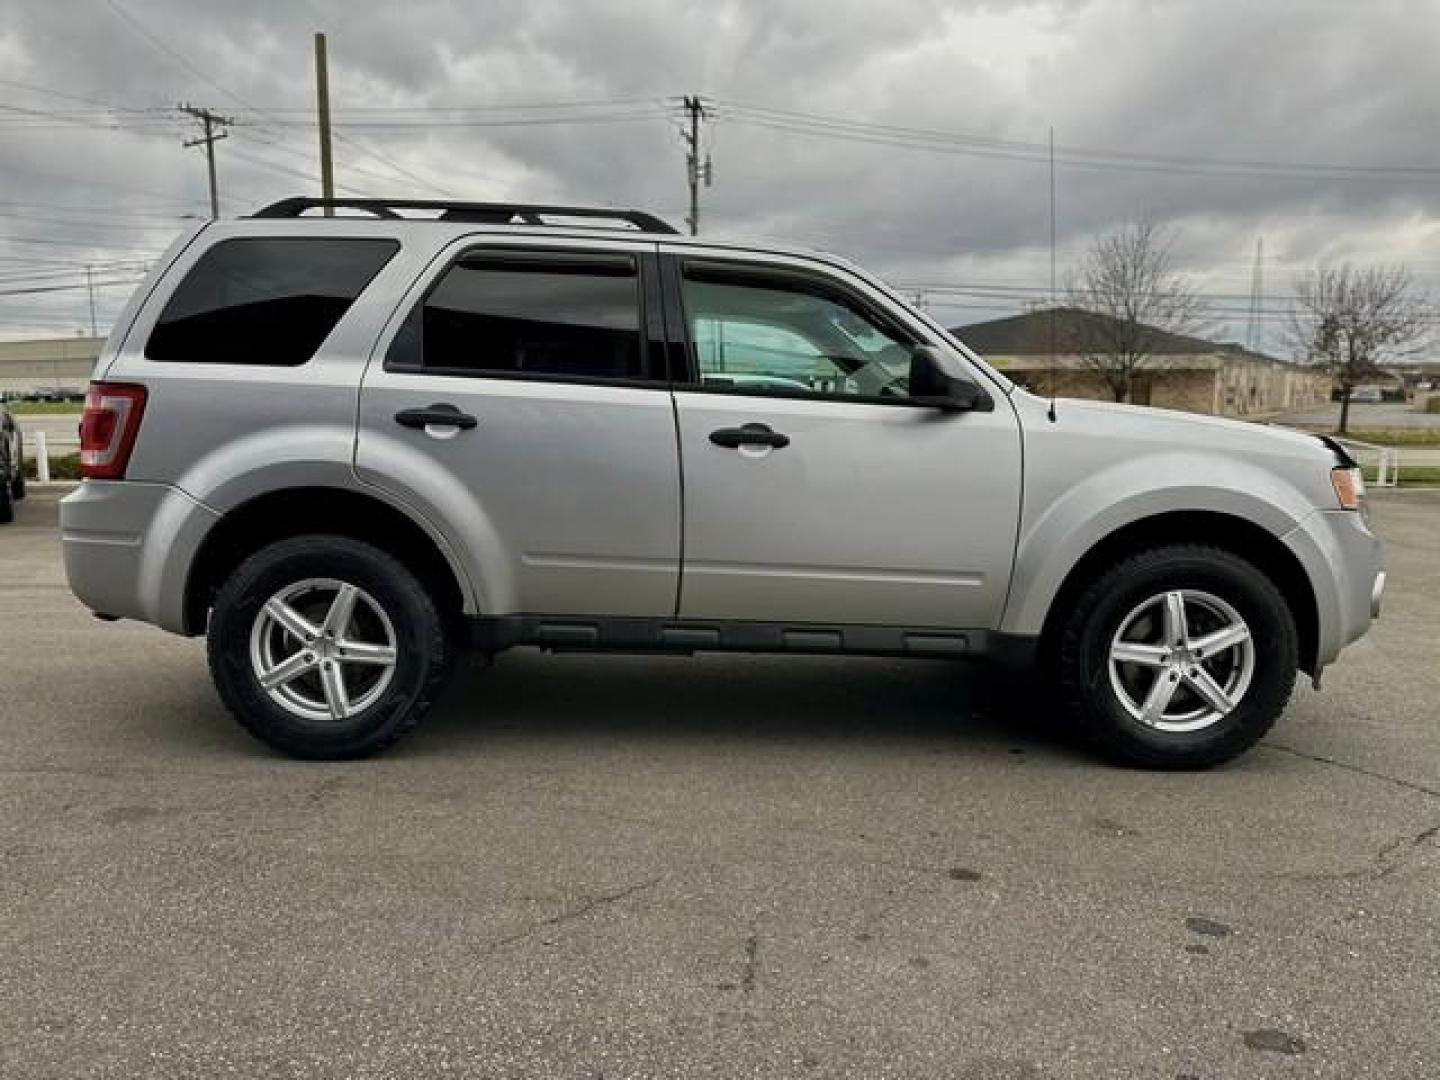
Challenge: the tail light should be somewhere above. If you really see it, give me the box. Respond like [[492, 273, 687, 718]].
[[79, 382, 147, 480]]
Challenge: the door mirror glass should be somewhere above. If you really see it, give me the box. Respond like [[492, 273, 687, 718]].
[[907, 345, 989, 411]]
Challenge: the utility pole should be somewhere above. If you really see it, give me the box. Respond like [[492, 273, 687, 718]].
[[314, 32, 335, 215], [85, 265, 97, 338], [681, 95, 712, 236], [1047, 125, 1058, 417], [179, 103, 232, 219], [1245, 237, 1264, 353]]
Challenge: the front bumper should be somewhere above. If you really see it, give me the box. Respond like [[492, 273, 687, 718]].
[[60, 480, 219, 634], [1282, 508, 1384, 671]]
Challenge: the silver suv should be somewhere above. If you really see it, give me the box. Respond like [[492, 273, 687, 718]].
[[61, 198, 1384, 766]]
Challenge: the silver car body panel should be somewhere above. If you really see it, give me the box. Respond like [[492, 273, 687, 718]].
[[999, 391, 1380, 665], [61, 479, 218, 632], [671, 388, 1020, 626], [354, 234, 681, 617], [1280, 508, 1384, 666], [660, 240, 1021, 627], [61, 215, 1381, 675]]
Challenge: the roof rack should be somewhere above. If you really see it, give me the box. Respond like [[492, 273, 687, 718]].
[[250, 197, 679, 234]]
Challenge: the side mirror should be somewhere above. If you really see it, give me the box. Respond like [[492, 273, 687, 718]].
[[907, 345, 991, 412]]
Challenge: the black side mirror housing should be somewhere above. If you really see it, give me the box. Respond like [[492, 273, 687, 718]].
[[907, 346, 992, 412]]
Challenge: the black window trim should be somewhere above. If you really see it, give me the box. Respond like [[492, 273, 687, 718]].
[[383, 244, 669, 388], [662, 254, 943, 409], [144, 235, 401, 367]]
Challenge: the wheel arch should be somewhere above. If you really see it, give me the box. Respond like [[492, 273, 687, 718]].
[[183, 486, 471, 637], [1034, 510, 1320, 677]]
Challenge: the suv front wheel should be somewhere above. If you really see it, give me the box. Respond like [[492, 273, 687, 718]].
[[1057, 544, 1298, 769], [208, 535, 450, 759]]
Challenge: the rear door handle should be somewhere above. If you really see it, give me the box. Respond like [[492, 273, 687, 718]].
[[394, 403, 478, 430], [709, 423, 791, 450]]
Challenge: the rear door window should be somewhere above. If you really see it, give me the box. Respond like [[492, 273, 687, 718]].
[[145, 237, 398, 365], [386, 252, 647, 382]]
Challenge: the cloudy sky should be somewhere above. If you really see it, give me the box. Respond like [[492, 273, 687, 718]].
[[3, 0, 1438, 352]]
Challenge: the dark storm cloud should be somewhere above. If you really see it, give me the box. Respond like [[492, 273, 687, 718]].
[[2, 0, 1437, 346]]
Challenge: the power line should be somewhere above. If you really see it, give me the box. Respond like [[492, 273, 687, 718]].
[[0, 76, 154, 112], [0, 235, 163, 253], [103, 0, 233, 102], [713, 100, 1440, 182], [99, 4, 455, 200], [0, 210, 188, 233], [190, 97, 662, 114], [235, 108, 667, 130], [0, 276, 147, 298]]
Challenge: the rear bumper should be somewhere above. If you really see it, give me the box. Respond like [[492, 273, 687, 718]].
[[60, 480, 219, 634], [1282, 508, 1384, 671]]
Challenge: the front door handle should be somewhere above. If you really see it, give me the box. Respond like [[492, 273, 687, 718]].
[[709, 423, 791, 450], [394, 403, 478, 430]]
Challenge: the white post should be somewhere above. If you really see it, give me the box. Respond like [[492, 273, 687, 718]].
[[35, 430, 50, 483]]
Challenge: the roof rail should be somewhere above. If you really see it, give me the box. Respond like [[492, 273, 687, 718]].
[[250, 197, 679, 234]]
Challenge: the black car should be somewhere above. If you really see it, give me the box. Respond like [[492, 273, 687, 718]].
[[0, 402, 25, 523]]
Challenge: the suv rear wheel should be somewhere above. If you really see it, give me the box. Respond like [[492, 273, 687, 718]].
[[208, 535, 449, 759], [1057, 544, 1298, 769]]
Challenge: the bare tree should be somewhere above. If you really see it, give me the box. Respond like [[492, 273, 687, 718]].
[[1065, 218, 1206, 403], [1289, 264, 1430, 435]]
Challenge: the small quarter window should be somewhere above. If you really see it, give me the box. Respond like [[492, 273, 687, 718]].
[[388, 253, 644, 381], [145, 237, 398, 366]]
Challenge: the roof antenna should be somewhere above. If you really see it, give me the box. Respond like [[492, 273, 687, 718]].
[[1047, 125, 1058, 423]]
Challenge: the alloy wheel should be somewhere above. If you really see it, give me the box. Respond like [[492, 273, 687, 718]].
[[248, 578, 398, 722], [1107, 588, 1256, 733]]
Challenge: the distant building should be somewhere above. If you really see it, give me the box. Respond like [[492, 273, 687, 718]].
[[0, 336, 103, 396], [950, 308, 1330, 417]]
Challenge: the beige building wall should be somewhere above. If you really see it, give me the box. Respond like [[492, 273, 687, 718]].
[[987, 352, 1330, 418], [1217, 359, 1328, 417], [1145, 369, 1219, 414], [0, 336, 103, 394]]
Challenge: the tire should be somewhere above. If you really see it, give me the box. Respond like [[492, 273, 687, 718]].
[[0, 477, 12, 524], [207, 535, 450, 759], [1057, 544, 1298, 769]]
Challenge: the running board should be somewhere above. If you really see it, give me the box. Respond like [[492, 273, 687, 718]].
[[468, 614, 1037, 665]]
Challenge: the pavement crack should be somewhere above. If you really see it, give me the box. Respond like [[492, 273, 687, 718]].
[[1262, 742, 1440, 799], [1374, 821, 1440, 877], [482, 877, 660, 954], [741, 932, 759, 995]]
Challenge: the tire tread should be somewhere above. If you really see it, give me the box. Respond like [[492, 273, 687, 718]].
[[1057, 543, 1297, 769], [207, 534, 449, 759]]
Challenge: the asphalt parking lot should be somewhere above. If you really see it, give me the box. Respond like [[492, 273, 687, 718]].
[[1, 488, 1436, 1079]]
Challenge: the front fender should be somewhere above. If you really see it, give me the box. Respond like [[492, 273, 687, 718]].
[[1000, 452, 1317, 637]]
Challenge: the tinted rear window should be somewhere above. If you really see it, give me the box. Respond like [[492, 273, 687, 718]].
[[145, 237, 398, 366], [387, 253, 643, 381]]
